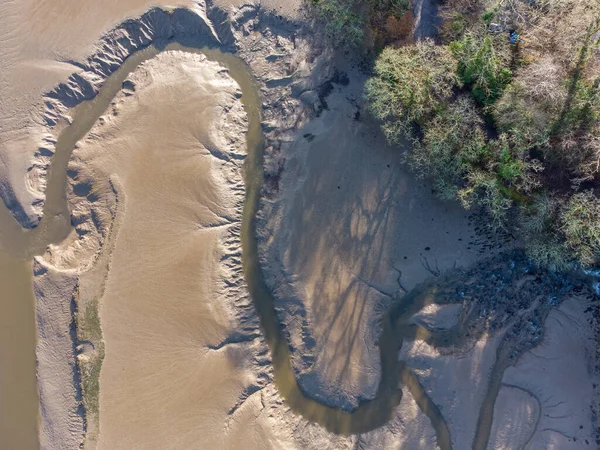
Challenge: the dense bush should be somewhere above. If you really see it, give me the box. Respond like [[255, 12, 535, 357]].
[[438, 0, 488, 43], [519, 188, 600, 270], [518, 193, 572, 270], [560, 191, 600, 267], [311, 0, 365, 48], [310, 0, 412, 49], [365, 40, 460, 143], [407, 95, 486, 198], [367, 45, 544, 225], [493, 58, 566, 147], [493, 31, 600, 185], [404, 93, 544, 226], [450, 32, 513, 105], [439, 12, 470, 42], [457, 134, 542, 226]]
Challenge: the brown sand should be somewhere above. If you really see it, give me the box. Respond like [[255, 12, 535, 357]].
[[0, 0, 195, 124], [487, 384, 539, 449], [0, 3, 192, 448], [0, 6, 195, 450], [33, 262, 83, 450], [0, 0, 195, 226], [68, 51, 264, 449], [409, 303, 463, 330], [0, 2, 317, 447], [215, 0, 303, 18]]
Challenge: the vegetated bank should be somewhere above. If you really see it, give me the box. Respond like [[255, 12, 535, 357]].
[[310, 0, 600, 271]]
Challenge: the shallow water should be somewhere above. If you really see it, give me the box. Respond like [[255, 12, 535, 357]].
[[0, 244, 40, 450]]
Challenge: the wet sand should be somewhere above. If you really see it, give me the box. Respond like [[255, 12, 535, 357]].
[[0, 0, 198, 226], [81, 51, 253, 449], [257, 63, 491, 411], [499, 295, 599, 448]]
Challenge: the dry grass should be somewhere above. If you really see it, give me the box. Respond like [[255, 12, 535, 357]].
[[520, 0, 600, 65], [384, 12, 416, 45]]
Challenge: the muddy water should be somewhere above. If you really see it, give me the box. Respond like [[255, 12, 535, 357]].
[[0, 39, 484, 450], [0, 246, 39, 450]]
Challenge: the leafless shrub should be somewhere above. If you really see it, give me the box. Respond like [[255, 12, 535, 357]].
[[568, 134, 600, 188], [493, 57, 567, 148], [519, 192, 574, 270], [521, 0, 600, 65], [384, 12, 416, 44], [438, 0, 489, 42], [518, 56, 567, 102]]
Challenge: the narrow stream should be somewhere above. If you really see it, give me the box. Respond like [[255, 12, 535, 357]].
[[0, 37, 532, 450]]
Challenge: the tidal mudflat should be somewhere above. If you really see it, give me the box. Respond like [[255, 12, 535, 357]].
[[0, 1, 599, 449]]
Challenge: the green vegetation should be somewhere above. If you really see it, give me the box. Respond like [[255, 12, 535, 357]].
[[407, 95, 487, 199], [75, 293, 105, 441], [309, 0, 600, 269], [309, 0, 413, 49], [365, 40, 460, 142], [449, 32, 512, 105], [360, 0, 600, 269]]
